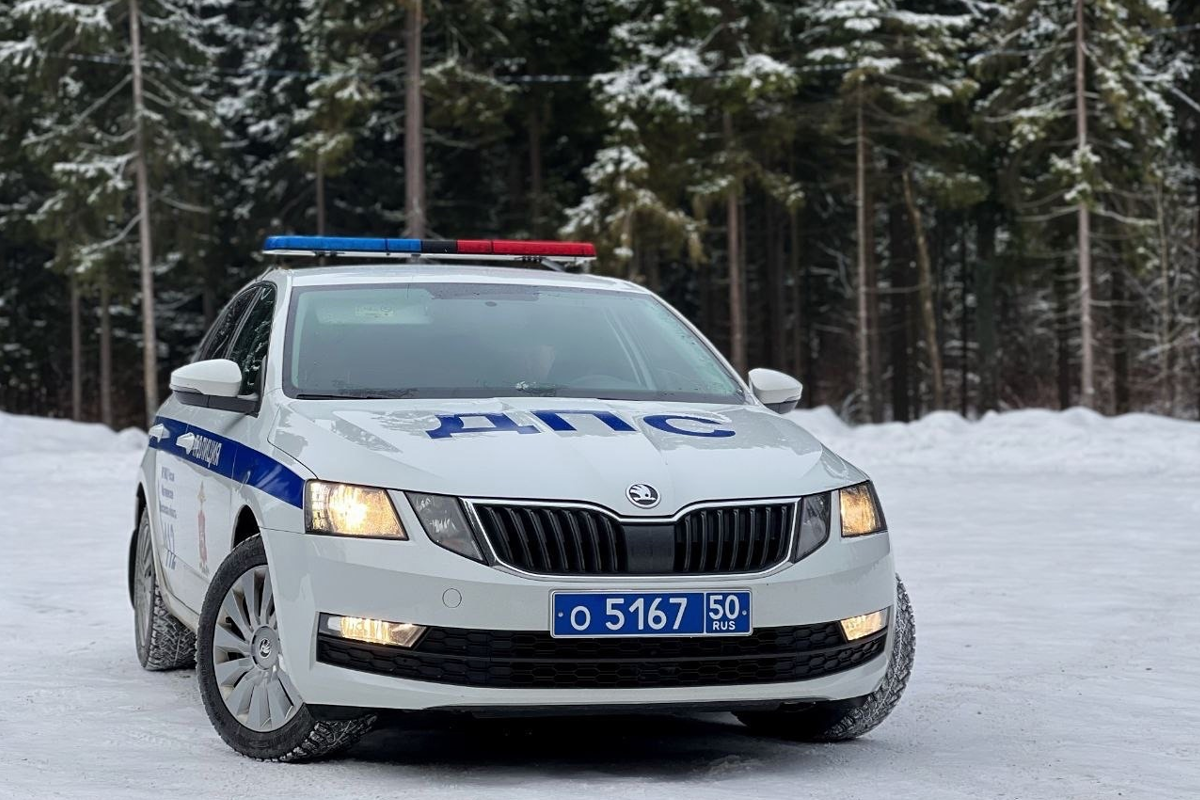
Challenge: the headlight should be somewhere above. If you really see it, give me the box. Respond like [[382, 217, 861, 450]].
[[407, 492, 485, 562], [305, 481, 406, 539], [792, 492, 831, 561], [839, 481, 886, 536]]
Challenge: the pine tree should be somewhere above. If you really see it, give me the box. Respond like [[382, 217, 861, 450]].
[[979, 0, 1175, 410], [801, 0, 978, 417]]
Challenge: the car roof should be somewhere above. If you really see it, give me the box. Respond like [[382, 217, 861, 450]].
[[266, 262, 646, 293]]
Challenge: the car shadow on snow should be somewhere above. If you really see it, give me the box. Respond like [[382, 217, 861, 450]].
[[343, 712, 877, 780]]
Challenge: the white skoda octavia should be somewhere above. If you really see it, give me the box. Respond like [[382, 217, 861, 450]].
[[130, 235, 914, 761]]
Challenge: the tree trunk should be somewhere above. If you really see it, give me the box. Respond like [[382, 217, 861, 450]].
[[1055, 259, 1072, 409], [99, 276, 113, 428], [865, 184, 882, 422], [976, 205, 998, 411], [1154, 180, 1175, 415], [129, 0, 159, 426], [766, 201, 786, 370], [697, 248, 712, 347], [1111, 265, 1130, 414], [528, 100, 544, 237], [789, 207, 805, 384], [316, 151, 327, 235], [855, 91, 872, 420], [1076, 0, 1096, 408], [960, 215, 970, 416], [901, 169, 945, 410], [404, 0, 426, 237], [888, 185, 912, 422], [70, 276, 82, 422], [724, 111, 746, 375]]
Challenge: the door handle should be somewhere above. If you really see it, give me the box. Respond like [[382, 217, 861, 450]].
[[148, 424, 167, 441], [176, 432, 197, 453]]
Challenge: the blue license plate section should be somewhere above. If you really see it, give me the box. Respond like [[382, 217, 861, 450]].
[[551, 591, 752, 637]]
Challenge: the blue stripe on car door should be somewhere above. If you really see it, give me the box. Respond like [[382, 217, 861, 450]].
[[151, 417, 304, 508]]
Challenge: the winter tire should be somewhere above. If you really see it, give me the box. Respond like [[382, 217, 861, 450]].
[[133, 508, 196, 670], [196, 535, 375, 761], [736, 575, 915, 742]]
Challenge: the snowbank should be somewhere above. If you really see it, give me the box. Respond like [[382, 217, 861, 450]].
[[0, 411, 147, 459], [789, 406, 1200, 474]]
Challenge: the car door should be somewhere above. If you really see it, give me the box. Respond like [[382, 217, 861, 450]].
[[153, 286, 259, 611], [194, 283, 278, 575]]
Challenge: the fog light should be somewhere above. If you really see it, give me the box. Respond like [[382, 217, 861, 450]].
[[839, 608, 889, 641], [320, 613, 425, 648]]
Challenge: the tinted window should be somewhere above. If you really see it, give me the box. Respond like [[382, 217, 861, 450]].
[[283, 283, 743, 403], [227, 286, 276, 394], [196, 288, 258, 362]]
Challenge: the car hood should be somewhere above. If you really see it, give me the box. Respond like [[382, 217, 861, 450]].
[[268, 397, 866, 516]]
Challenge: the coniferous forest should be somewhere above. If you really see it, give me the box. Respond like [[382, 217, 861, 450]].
[[2, 0, 1200, 429]]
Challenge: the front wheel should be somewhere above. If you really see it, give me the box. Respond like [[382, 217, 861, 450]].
[[737, 575, 915, 742], [196, 536, 374, 761]]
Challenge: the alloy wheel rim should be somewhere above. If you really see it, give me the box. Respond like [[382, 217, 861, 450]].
[[211, 565, 300, 732]]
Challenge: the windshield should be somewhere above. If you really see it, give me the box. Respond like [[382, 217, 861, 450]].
[[283, 282, 744, 403]]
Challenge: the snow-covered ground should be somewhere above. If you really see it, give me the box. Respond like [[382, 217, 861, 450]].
[[2, 407, 1198, 799]]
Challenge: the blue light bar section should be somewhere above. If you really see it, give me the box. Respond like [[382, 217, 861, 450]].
[[263, 235, 422, 254]]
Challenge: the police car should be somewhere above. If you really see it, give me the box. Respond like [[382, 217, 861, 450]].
[[130, 235, 915, 761]]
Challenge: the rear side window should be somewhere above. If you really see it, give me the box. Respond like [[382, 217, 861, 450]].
[[227, 286, 276, 394], [196, 288, 258, 362]]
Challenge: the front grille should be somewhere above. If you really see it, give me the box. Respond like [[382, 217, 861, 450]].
[[316, 623, 886, 689], [472, 502, 795, 575]]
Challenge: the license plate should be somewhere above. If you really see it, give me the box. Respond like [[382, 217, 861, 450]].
[[551, 591, 751, 637]]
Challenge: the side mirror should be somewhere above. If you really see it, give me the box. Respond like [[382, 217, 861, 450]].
[[748, 368, 803, 415], [170, 359, 254, 413]]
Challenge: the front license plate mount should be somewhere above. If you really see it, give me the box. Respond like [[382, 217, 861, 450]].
[[551, 590, 752, 638]]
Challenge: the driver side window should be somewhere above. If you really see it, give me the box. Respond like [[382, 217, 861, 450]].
[[195, 288, 258, 363], [226, 286, 276, 394]]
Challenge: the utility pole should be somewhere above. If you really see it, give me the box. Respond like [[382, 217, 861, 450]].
[[1075, 0, 1095, 408], [404, 0, 425, 237], [129, 0, 159, 425]]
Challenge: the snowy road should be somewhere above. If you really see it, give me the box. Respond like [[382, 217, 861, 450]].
[[2, 408, 1198, 799]]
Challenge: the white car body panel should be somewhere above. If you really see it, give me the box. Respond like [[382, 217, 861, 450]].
[[135, 262, 899, 712]]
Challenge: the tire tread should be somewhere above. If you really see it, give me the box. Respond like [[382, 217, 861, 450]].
[[136, 510, 196, 671]]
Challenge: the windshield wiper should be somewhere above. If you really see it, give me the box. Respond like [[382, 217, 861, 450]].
[[295, 392, 388, 400]]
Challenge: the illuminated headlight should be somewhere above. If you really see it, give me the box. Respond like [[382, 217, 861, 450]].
[[407, 492, 485, 562], [839, 481, 887, 537], [319, 613, 425, 648], [305, 481, 406, 539], [792, 492, 831, 561], [839, 608, 889, 641]]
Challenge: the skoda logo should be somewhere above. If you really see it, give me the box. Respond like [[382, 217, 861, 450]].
[[258, 639, 272, 659], [626, 483, 660, 509]]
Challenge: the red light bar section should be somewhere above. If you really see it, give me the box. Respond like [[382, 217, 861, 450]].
[[456, 240, 494, 255], [458, 239, 596, 258]]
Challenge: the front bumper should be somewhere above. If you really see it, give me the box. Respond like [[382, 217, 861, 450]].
[[261, 517, 896, 711]]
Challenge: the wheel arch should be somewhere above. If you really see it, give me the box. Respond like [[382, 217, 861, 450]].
[[232, 504, 261, 548]]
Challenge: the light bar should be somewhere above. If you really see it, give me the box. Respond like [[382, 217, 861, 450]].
[[263, 235, 596, 263]]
